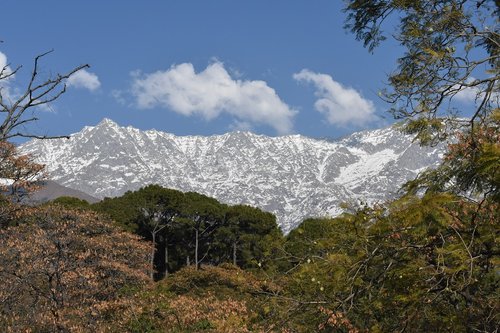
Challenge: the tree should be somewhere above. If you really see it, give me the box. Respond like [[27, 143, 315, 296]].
[[0, 44, 153, 332], [0, 140, 45, 201], [281, 217, 356, 272], [93, 188, 282, 275], [344, 0, 498, 145], [182, 192, 226, 270], [276, 195, 498, 331], [214, 205, 282, 269], [0, 45, 88, 206], [122, 264, 282, 332], [0, 141, 46, 228], [275, 215, 371, 331], [92, 191, 142, 232], [344, 1, 499, 200], [0, 205, 150, 332], [304, 6, 500, 329], [93, 185, 186, 279], [0, 48, 88, 140], [134, 186, 185, 279], [404, 109, 500, 199], [50, 196, 91, 210]]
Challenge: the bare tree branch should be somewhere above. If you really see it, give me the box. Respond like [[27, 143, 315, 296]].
[[0, 49, 89, 141]]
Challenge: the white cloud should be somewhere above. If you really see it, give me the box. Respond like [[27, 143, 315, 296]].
[[131, 61, 296, 134], [294, 69, 376, 127], [452, 77, 499, 105], [67, 69, 101, 91], [452, 78, 481, 103], [454, 87, 478, 103], [0, 51, 9, 74], [111, 89, 126, 105], [0, 51, 15, 103]]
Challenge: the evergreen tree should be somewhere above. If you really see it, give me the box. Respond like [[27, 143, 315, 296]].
[[93, 185, 185, 279], [181, 192, 226, 269], [214, 204, 282, 269]]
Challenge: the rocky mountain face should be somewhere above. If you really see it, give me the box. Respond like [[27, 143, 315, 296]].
[[20, 119, 446, 233], [26, 180, 100, 204]]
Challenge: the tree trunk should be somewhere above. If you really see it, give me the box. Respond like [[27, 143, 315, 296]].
[[164, 235, 169, 277], [195, 228, 199, 270], [232, 241, 237, 266], [150, 232, 156, 280], [186, 256, 190, 266]]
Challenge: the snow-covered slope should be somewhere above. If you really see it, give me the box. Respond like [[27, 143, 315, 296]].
[[20, 119, 446, 233]]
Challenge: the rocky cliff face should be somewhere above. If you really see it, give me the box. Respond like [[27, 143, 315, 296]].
[[21, 119, 446, 233]]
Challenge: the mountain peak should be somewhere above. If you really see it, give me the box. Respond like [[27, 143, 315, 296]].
[[96, 118, 119, 128]]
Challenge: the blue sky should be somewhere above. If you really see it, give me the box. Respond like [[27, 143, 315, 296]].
[[1, 1, 407, 140]]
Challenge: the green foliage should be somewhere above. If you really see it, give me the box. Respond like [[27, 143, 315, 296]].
[[345, 0, 499, 145], [285, 217, 362, 259], [93, 185, 185, 233], [273, 194, 499, 332], [85, 184, 497, 331], [273, 215, 371, 331], [50, 196, 91, 209], [94, 185, 189, 278], [183, 191, 225, 222], [181, 192, 227, 269], [93, 185, 282, 278], [2, 186, 496, 332], [213, 205, 283, 269], [404, 110, 500, 199]]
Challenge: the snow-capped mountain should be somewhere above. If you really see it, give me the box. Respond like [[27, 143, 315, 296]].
[[20, 119, 446, 233]]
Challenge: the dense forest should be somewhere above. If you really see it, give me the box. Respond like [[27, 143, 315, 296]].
[[1, 0, 498, 331], [1, 176, 498, 331]]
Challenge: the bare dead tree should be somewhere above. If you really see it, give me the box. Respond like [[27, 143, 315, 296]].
[[0, 49, 89, 141]]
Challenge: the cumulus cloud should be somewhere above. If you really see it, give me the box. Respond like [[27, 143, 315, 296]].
[[454, 87, 478, 103], [0, 51, 9, 74], [452, 78, 483, 103], [131, 62, 296, 134], [0, 51, 15, 102], [294, 69, 376, 127], [67, 69, 101, 91], [451, 77, 500, 107]]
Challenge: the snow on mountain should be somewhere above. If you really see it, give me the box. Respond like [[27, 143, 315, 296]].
[[20, 118, 446, 233]]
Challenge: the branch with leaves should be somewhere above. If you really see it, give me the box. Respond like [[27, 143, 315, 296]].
[[345, 0, 499, 145]]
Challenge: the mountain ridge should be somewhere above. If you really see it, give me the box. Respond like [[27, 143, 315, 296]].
[[26, 180, 100, 204], [20, 118, 446, 233]]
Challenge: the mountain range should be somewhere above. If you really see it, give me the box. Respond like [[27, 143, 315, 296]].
[[20, 119, 446, 233]]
